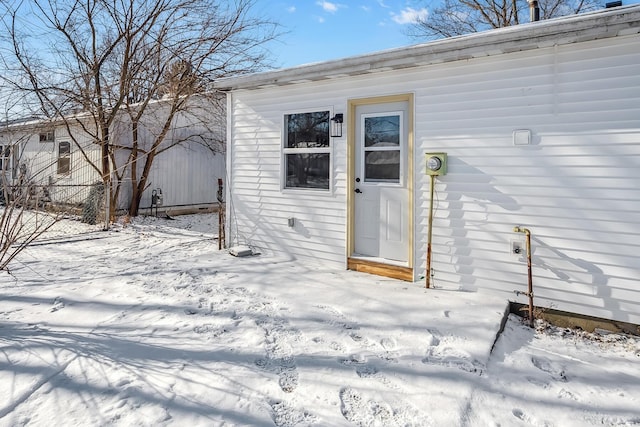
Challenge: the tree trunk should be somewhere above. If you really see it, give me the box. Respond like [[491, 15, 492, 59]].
[[128, 120, 140, 217], [129, 149, 155, 217]]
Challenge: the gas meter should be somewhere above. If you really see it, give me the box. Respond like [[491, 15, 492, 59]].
[[151, 188, 163, 206]]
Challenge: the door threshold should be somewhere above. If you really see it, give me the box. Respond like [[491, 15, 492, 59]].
[[347, 257, 413, 281], [350, 254, 409, 268]]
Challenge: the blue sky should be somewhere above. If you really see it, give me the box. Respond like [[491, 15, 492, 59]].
[[255, 1, 428, 68]]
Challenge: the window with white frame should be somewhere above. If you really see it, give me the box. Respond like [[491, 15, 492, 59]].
[[0, 145, 10, 172], [39, 130, 55, 142], [283, 111, 330, 190], [57, 141, 71, 175], [362, 113, 402, 183]]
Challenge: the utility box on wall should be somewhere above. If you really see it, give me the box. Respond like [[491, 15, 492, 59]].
[[425, 153, 447, 176]]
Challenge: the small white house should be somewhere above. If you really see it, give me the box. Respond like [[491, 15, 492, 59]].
[[215, 5, 640, 327], [0, 100, 225, 214]]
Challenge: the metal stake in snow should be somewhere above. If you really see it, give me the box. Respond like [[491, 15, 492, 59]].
[[513, 225, 534, 327], [217, 178, 225, 250]]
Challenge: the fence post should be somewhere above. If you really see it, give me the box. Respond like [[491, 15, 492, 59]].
[[103, 176, 110, 231], [217, 178, 225, 250]]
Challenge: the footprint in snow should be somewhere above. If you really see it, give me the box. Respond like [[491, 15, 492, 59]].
[[355, 364, 378, 377], [380, 337, 396, 350], [255, 357, 299, 393], [339, 387, 433, 426], [425, 328, 441, 347], [355, 364, 398, 389], [558, 388, 579, 400], [330, 341, 346, 352], [340, 353, 367, 366], [421, 331, 483, 374], [512, 408, 553, 426], [254, 313, 302, 393], [278, 369, 299, 393], [339, 387, 374, 425], [315, 304, 360, 331], [512, 408, 526, 420], [525, 376, 551, 388], [340, 355, 398, 390], [531, 356, 567, 382], [50, 297, 65, 312], [193, 323, 231, 340], [379, 337, 400, 363], [270, 400, 316, 427]]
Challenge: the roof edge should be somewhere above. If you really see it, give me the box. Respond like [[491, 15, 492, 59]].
[[214, 4, 640, 91]]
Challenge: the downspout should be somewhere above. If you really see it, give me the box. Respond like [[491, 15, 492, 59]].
[[513, 226, 534, 327], [225, 90, 233, 249]]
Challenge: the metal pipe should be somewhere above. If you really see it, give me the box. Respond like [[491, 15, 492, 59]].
[[426, 174, 436, 288], [513, 226, 534, 327], [528, 0, 540, 22]]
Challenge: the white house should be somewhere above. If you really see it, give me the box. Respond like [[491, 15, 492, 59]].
[[0, 99, 225, 215], [215, 5, 640, 328]]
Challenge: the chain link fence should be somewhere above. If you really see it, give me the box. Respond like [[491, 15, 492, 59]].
[[0, 132, 224, 248], [1, 148, 108, 245]]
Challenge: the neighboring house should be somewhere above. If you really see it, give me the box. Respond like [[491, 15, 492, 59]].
[[0, 99, 225, 214], [0, 118, 103, 206], [215, 5, 640, 327]]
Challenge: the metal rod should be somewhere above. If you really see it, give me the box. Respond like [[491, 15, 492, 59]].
[[513, 226, 534, 327], [104, 177, 110, 231], [426, 174, 435, 288], [217, 178, 225, 250], [525, 229, 534, 327]]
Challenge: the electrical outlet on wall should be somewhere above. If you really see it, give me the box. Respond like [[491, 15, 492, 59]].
[[510, 240, 526, 256]]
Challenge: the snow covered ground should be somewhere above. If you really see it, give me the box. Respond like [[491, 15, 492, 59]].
[[0, 213, 638, 426]]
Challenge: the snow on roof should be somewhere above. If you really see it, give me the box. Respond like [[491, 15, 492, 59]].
[[214, 4, 640, 91]]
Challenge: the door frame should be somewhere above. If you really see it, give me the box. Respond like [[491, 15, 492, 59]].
[[346, 93, 415, 281]]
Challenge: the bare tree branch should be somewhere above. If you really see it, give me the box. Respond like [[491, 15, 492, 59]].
[[409, 0, 603, 40], [1, 0, 279, 219]]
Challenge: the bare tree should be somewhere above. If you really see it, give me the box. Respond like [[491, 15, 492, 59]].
[[409, 0, 603, 39], [1, 0, 277, 218], [0, 118, 62, 271]]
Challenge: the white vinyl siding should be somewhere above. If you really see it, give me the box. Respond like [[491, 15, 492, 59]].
[[411, 36, 640, 325], [228, 93, 346, 264], [226, 33, 640, 325], [21, 128, 102, 204]]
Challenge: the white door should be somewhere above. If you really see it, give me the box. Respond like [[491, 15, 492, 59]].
[[353, 101, 409, 263]]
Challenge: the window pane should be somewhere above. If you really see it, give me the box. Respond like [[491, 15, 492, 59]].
[[59, 141, 70, 155], [285, 153, 329, 189], [365, 150, 400, 182], [285, 112, 329, 149], [364, 115, 400, 148], [58, 142, 71, 174], [57, 158, 70, 175]]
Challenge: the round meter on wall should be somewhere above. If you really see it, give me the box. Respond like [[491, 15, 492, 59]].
[[425, 153, 447, 176], [427, 156, 442, 172]]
